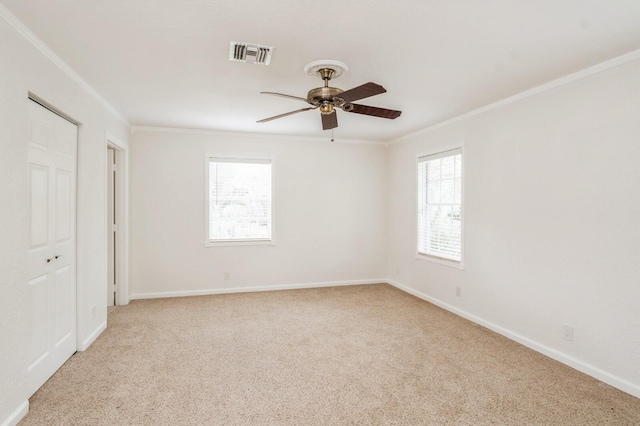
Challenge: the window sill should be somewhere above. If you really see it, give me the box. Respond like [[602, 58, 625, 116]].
[[415, 253, 465, 270], [206, 240, 275, 247]]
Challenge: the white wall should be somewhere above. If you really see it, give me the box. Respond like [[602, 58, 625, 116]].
[[0, 9, 129, 425], [387, 57, 640, 396], [1, 7, 638, 424], [130, 129, 387, 298]]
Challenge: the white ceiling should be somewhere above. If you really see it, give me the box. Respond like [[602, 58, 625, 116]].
[[4, 1, 640, 141]]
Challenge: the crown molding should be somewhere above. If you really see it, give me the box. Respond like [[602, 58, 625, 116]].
[[391, 48, 640, 145], [0, 3, 130, 126]]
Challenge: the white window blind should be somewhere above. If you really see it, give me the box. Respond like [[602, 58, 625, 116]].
[[208, 158, 272, 242], [417, 149, 462, 262]]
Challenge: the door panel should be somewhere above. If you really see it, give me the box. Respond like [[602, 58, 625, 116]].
[[27, 100, 77, 397], [30, 165, 49, 247], [29, 115, 50, 150], [55, 265, 72, 343], [54, 126, 74, 156], [28, 274, 49, 365], [55, 170, 71, 242]]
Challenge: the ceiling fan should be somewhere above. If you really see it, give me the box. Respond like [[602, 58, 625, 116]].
[[257, 60, 402, 130]]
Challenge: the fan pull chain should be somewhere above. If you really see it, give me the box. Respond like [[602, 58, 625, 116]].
[[331, 129, 335, 142]]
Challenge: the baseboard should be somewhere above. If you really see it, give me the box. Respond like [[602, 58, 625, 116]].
[[1, 401, 28, 426], [78, 320, 107, 351], [130, 279, 387, 300], [386, 279, 640, 399]]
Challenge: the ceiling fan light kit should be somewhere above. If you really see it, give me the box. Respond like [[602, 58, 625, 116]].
[[258, 60, 401, 131]]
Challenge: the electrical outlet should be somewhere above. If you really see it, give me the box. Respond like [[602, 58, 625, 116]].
[[563, 324, 574, 342], [456, 287, 461, 297], [224, 271, 230, 280]]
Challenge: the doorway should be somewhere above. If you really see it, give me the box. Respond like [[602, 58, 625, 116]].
[[107, 147, 117, 306], [105, 135, 129, 306]]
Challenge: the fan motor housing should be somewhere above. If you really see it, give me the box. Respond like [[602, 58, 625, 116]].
[[307, 87, 343, 105]]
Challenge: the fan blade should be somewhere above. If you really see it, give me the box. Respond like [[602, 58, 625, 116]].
[[336, 82, 386, 103], [260, 92, 308, 102], [321, 111, 338, 130], [257, 107, 316, 123], [348, 104, 402, 119]]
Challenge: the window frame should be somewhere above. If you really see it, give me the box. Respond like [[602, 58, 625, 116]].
[[205, 156, 275, 247], [415, 144, 465, 269]]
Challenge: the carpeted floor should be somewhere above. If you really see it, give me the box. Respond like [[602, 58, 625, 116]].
[[20, 284, 640, 425]]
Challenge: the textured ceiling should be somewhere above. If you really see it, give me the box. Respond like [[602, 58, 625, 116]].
[[3, 0, 640, 141]]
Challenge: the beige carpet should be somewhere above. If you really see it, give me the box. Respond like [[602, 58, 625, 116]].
[[21, 284, 640, 425]]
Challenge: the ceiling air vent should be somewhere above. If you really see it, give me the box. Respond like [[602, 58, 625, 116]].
[[229, 42, 273, 65]]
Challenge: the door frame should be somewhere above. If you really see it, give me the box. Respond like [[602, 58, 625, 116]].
[[105, 133, 130, 305]]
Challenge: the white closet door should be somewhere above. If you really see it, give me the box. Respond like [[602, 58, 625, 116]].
[[27, 100, 77, 397]]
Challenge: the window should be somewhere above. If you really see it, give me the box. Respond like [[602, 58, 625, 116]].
[[207, 158, 272, 244], [417, 148, 462, 263]]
